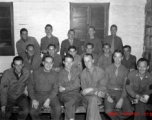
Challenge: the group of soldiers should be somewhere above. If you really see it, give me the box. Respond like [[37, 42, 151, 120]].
[[0, 24, 152, 120]]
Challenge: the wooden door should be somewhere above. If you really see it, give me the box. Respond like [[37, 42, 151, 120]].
[[70, 3, 109, 52]]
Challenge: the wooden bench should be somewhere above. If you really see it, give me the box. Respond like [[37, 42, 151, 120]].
[[12, 105, 104, 114]]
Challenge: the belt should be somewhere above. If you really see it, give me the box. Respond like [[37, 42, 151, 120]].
[[108, 87, 122, 90]]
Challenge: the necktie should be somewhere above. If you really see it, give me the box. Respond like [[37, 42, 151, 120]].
[[68, 71, 71, 81], [111, 37, 115, 53], [115, 66, 118, 77], [70, 40, 73, 46]]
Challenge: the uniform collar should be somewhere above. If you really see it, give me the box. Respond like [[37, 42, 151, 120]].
[[13, 69, 23, 80]]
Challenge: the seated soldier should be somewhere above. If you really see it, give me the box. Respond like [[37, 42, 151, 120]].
[[122, 45, 136, 71], [24, 44, 41, 72], [0, 56, 30, 120], [126, 58, 152, 120], [98, 43, 112, 70], [104, 50, 133, 120], [58, 54, 81, 120], [81, 43, 98, 67], [47, 44, 62, 72], [28, 55, 62, 120], [80, 53, 107, 120], [68, 46, 82, 70]]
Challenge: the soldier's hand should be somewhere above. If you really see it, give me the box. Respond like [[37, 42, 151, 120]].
[[107, 96, 113, 103], [115, 98, 123, 109], [59, 86, 65, 92], [24, 86, 28, 96], [43, 99, 50, 108], [32, 100, 39, 109], [1, 106, 6, 113], [97, 91, 105, 98], [140, 95, 149, 103], [54, 68, 60, 72], [82, 88, 93, 96]]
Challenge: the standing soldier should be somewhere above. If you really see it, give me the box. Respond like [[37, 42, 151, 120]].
[[104, 50, 133, 120], [126, 58, 152, 120], [84, 26, 102, 57]]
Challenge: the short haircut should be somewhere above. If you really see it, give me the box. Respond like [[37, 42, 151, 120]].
[[63, 54, 74, 61], [26, 44, 34, 50], [83, 53, 94, 59], [13, 56, 23, 64], [110, 24, 117, 30], [86, 43, 94, 48], [47, 44, 56, 49], [123, 45, 131, 50], [45, 24, 53, 30], [20, 28, 28, 34], [42, 55, 54, 62], [88, 26, 95, 31], [68, 29, 75, 34], [137, 58, 149, 66], [113, 49, 123, 56], [103, 43, 111, 48], [68, 46, 77, 51]]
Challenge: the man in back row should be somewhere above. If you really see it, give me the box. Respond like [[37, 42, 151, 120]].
[[16, 28, 40, 60], [104, 24, 123, 53]]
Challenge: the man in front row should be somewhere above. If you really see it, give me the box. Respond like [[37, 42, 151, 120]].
[[126, 58, 152, 120], [104, 50, 133, 120], [80, 53, 107, 120], [58, 54, 81, 120], [0, 56, 30, 120], [28, 55, 62, 120]]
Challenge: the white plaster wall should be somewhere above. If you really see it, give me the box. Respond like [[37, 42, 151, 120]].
[[0, 0, 146, 72]]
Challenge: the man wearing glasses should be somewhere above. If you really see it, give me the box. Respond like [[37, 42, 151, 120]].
[[28, 55, 62, 120], [0, 56, 30, 120]]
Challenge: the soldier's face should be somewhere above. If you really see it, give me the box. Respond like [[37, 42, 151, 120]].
[[110, 27, 117, 36], [48, 46, 56, 56], [103, 45, 110, 54], [64, 57, 73, 70], [86, 45, 94, 53], [45, 26, 52, 35], [123, 48, 131, 58], [84, 56, 94, 69], [43, 57, 53, 71], [88, 28, 95, 36], [113, 52, 123, 65], [138, 61, 149, 75], [27, 46, 35, 57], [68, 31, 75, 40], [13, 60, 24, 73], [21, 31, 28, 40], [68, 48, 77, 57]]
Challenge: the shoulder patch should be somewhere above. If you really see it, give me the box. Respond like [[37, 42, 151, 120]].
[[126, 79, 130, 85]]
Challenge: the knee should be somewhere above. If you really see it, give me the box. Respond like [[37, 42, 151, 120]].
[[88, 96, 98, 104], [22, 109, 29, 115], [65, 99, 75, 107], [30, 108, 38, 116], [53, 105, 62, 115], [105, 108, 113, 115]]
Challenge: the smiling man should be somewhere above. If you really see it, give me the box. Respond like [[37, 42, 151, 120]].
[[104, 50, 132, 120], [58, 54, 81, 120], [16, 28, 40, 59], [80, 53, 107, 120], [28, 55, 61, 120], [126, 58, 152, 120], [0, 56, 30, 120]]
